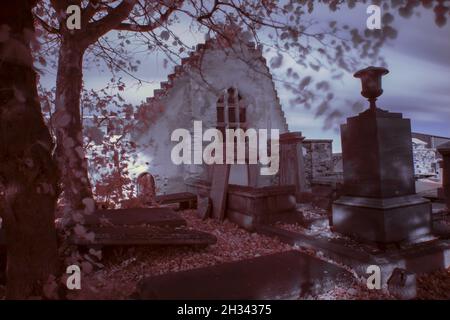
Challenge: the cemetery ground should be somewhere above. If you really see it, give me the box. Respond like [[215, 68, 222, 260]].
[[2, 204, 449, 300]]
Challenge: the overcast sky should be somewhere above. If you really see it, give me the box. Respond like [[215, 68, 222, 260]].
[[53, 2, 450, 153]]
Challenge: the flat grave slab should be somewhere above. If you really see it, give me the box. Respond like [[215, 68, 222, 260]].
[[133, 250, 353, 299], [70, 225, 217, 247], [155, 192, 197, 210], [83, 207, 186, 228], [256, 224, 450, 285]]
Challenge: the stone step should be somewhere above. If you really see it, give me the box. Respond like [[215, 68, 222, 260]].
[[133, 250, 353, 299], [83, 207, 186, 228], [70, 225, 216, 247]]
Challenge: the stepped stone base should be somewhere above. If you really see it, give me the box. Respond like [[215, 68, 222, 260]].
[[332, 195, 431, 243]]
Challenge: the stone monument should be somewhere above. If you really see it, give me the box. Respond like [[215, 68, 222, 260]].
[[437, 142, 450, 211], [279, 132, 308, 199], [332, 66, 431, 243]]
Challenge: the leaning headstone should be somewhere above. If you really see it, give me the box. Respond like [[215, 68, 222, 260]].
[[387, 268, 417, 300], [197, 196, 212, 220], [332, 67, 431, 243], [209, 164, 231, 221]]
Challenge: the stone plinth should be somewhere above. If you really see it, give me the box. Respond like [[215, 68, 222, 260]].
[[185, 178, 297, 230], [437, 142, 450, 210], [333, 195, 430, 243], [279, 132, 308, 198], [332, 108, 431, 243], [341, 108, 415, 197]]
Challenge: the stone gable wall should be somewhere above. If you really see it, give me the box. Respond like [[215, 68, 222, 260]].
[[133, 41, 289, 194]]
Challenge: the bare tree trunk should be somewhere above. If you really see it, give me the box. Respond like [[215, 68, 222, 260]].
[[54, 40, 93, 212], [0, 0, 59, 299]]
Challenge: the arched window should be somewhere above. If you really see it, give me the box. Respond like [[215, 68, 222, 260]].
[[216, 87, 246, 136], [216, 88, 250, 165]]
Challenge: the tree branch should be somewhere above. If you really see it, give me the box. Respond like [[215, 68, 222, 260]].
[[81, 0, 102, 28], [113, 4, 179, 32], [33, 14, 60, 34], [84, 0, 138, 44]]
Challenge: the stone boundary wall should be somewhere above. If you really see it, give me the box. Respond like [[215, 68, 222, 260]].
[[302, 139, 333, 187]]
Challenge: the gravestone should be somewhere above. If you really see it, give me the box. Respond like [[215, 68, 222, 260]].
[[279, 132, 308, 199], [136, 172, 156, 205], [133, 250, 353, 299], [437, 142, 450, 211], [196, 196, 212, 220], [210, 164, 231, 221], [69, 207, 217, 247], [82, 207, 186, 227], [332, 67, 431, 243], [71, 225, 217, 247]]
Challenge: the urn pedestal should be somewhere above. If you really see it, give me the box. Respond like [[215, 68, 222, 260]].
[[332, 108, 431, 243], [332, 67, 431, 243]]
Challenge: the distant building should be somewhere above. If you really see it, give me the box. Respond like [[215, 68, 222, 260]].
[[411, 132, 450, 152], [412, 132, 450, 177]]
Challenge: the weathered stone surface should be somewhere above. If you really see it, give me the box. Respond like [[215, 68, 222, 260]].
[[279, 132, 308, 196], [70, 226, 217, 247], [133, 250, 353, 299], [156, 192, 197, 210], [303, 139, 333, 187], [210, 164, 231, 221], [341, 108, 416, 198], [333, 195, 431, 243], [136, 172, 156, 205], [186, 178, 297, 229], [83, 207, 186, 228], [412, 138, 437, 176], [196, 196, 211, 220], [388, 268, 417, 300], [333, 106, 431, 243], [256, 224, 450, 284], [437, 142, 450, 211]]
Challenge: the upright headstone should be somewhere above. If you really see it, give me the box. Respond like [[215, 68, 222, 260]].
[[437, 142, 450, 211], [332, 67, 431, 243], [279, 132, 308, 199], [137, 172, 156, 205]]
